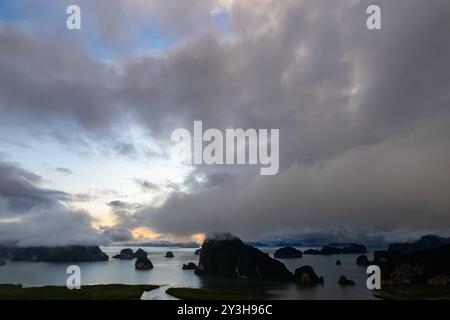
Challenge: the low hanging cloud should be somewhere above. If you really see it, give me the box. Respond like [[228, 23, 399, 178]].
[[0, 206, 107, 247], [100, 226, 133, 243], [0, 159, 105, 246], [120, 0, 450, 240], [134, 116, 450, 239]]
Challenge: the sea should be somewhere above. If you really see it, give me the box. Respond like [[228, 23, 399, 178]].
[[0, 246, 380, 300]]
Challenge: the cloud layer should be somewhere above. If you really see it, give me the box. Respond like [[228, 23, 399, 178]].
[[0, 159, 106, 246], [1, 0, 450, 243]]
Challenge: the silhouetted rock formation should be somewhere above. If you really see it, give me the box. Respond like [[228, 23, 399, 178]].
[[373, 250, 388, 264], [339, 275, 355, 286], [377, 244, 450, 286], [182, 262, 197, 270], [274, 247, 303, 259], [340, 244, 367, 254], [113, 248, 134, 260], [0, 246, 9, 259], [113, 248, 149, 260], [336, 260, 342, 265], [165, 251, 174, 258], [8, 246, 108, 262], [356, 255, 371, 266], [304, 244, 367, 255], [194, 249, 201, 255], [133, 248, 148, 259], [135, 257, 153, 270], [294, 266, 324, 285], [195, 234, 294, 282]]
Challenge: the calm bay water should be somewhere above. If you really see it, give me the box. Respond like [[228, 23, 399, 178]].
[[0, 246, 379, 300]]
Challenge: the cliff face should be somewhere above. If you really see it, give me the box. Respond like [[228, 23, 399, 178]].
[[196, 235, 243, 278], [195, 234, 294, 282], [2, 246, 108, 262]]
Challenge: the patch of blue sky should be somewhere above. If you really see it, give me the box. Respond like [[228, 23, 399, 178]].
[[88, 23, 180, 61], [137, 24, 180, 53], [0, 0, 20, 21], [0, 1, 179, 61], [212, 10, 233, 38]]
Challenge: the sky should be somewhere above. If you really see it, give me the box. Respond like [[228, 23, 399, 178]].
[[0, 0, 450, 247]]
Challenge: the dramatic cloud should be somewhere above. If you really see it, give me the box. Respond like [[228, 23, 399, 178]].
[[125, 0, 450, 239], [0, 160, 69, 215], [0, 159, 104, 246], [0, 24, 122, 139], [0, 205, 106, 247], [134, 179, 160, 192], [134, 116, 450, 239], [101, 226, 133, 242], [107, 200, 143, 230], [1, 0, 450, 243]]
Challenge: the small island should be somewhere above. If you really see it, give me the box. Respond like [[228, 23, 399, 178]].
[[0, 246, 108, 262], [274, 246, 303, 259]]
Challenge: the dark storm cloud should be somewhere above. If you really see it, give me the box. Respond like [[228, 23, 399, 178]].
[[123, 0, 450, 239], [0, 205, 106, 247], [182, 171, 234, 191], [1, 0, 450, 241], [134, 179, 160, 192], [133, 118, 450, 239], [0, 160, 69, 215], [132, 172, 233, 197], [114, 0, 448, 166], [0, 23, 122, 138], [107, 200, 141, 210], [101, 226, 133, 242], [0, 160, 105, 246], [107, 200, 142, 230]]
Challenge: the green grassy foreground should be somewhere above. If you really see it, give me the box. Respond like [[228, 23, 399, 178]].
[[166, 287, 251, 300], [374, 285, 450, 300], [0, 284, 158, 300]]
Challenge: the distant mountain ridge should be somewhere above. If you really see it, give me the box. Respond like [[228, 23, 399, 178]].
[[387, 235, 450, 254], [116, 241, 200, 248], [245, 241, 303, 247]]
